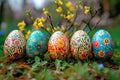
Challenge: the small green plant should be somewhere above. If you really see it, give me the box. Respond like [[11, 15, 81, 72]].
[[31, 56, 48, 71]]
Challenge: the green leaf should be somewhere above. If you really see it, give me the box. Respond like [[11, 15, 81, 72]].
[[55, 59, 62, 71], [35, 56, 41, 62], [40, 61, 48, 66]]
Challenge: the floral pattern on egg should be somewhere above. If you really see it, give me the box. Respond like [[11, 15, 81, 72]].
[[48, 31, 69, 59], [4, 30, 26, 60], [92, 29, 114, 60], [70, 30, 91, 60]]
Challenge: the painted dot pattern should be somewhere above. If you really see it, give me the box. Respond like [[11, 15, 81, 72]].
[[26, 29, 50, 58]]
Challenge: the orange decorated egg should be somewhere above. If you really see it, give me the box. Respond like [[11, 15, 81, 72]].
[[48, 31, 69, 59]]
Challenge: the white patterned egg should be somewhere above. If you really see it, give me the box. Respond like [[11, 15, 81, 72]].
[[70, 30, 91, 60], [4, 30, 26, 60]]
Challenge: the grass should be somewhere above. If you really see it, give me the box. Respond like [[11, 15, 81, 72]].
[[0, 19, 120, 80]]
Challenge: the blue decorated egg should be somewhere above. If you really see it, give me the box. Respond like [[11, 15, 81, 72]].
[[92, 29, 114, 60], [26, 29, 50, 58]]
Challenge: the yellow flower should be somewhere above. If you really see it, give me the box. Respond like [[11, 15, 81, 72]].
[[98, 50, 105, 58], [66, 1, 74, 12], [33, 21, 39, 30], [54, 0, 57, 4], [54, 27, 57, 31], [84, 6, 90, 14], [46, 27, 51, 32], [79, 4, 83, 9], [61, 25, 65, 31], [67, 11, 71, 14], [52, 29, 55, 33], [17, 21, 26, 27], [43, 8, 49, 15], [60, 13, 64, 17], [54, 0, 63, 5], [104, 38, 110, 45], [69, 6, 74, 11], [36, 17, 45, 22], [40, 17, 45, 22], [33, 17, 45, 30], [25, 35, 28, 40], [19, 26, 24, 32], [66, 1, 72, 8], [27, 30, 31, 35], [58, 0, 63, 5], [60, 13, 66, 18], [38, 22, 44, 27], [36, 26, 39, 30], [17, 21, 26, 32], [66, 13, 74, 20], [56, 7, 63, 13], [25, 30, 31, 40]]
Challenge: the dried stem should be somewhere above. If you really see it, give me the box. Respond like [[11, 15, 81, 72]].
[[67, 11, 79, 39], [64, 10, 78, 33], [91, 16, 103, 30], [48, 15, 54, 29], [82, 8, 100, 31]]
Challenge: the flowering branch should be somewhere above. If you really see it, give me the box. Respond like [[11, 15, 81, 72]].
[[65, 10, 78, 32], [26, 9, 35, 23], [17, 0, 103, 40]]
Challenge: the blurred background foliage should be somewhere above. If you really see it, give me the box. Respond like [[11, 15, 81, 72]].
[[110, 0, 120, 17], [0, 0, 120, 49]]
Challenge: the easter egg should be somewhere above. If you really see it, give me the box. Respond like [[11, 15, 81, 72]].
[[92, 29, 114, 60], [70, 30, 91, 60], [48, 31, 69, 59], [4, 30, 26, 60], [26, 29, 50, 58]]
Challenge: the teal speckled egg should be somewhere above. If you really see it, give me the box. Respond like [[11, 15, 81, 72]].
[[26, 29, 50, 58]]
